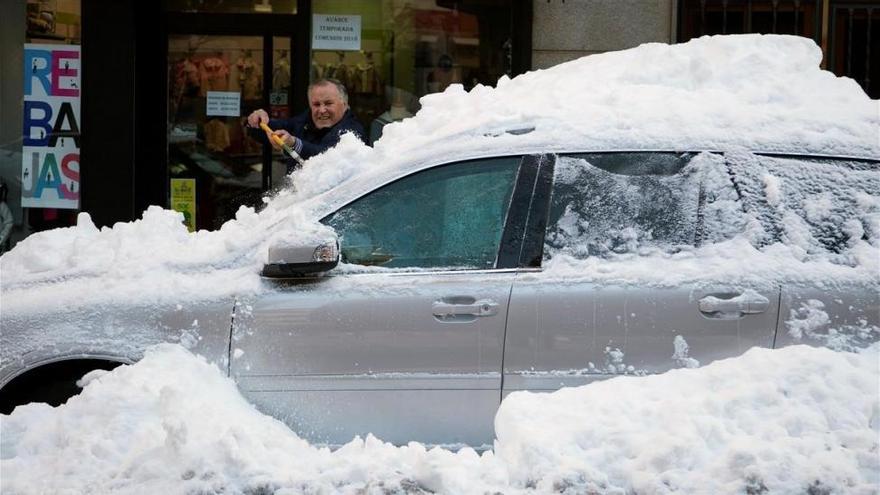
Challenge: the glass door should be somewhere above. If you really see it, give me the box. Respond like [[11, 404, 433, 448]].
[[167, 34, 292, 231], [269, 36, 294, 189]]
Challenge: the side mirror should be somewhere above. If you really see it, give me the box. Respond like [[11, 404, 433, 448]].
[[262, 239, 340, 278]]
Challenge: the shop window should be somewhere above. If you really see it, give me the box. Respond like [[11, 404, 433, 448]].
[[0, 0, 82, 254], [310, 0, 516, 144], [167, 34, 294, 232], [165, 0, 297, 15]]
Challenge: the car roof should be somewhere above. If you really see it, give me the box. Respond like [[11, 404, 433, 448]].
[[301, 146, 880, 221]]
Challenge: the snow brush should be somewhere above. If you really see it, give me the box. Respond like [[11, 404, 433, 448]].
[[260, 122, 305, 167]]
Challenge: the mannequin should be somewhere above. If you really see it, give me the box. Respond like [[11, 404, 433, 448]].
[[273, 49, 291, 90], [200, 51, 229, 95], [356, 52, 381, 95], [325, 51, 350, 89], [236, 49, 261, 100]]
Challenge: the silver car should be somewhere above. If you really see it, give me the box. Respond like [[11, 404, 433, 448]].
[[2, 149, 877, 447]]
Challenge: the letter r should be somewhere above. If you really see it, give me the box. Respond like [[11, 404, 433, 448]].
[[24, 48, 52, 96]]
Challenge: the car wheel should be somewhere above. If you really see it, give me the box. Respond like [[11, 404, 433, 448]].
[[0, 360, 121, 414]]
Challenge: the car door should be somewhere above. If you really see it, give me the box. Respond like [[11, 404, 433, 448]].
[[504, 152, 781, 395], [231, 155, 536, 446], [724, 152, 880, 351]]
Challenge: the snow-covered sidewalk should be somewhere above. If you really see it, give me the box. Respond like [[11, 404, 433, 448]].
[[2, 343, 877, 494]]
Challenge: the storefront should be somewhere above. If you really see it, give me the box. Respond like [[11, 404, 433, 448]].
[[0, 0, 532, 244], [159, 0, 530, 231], [3, 1, 872, 249], [0, 0, 83, 248]]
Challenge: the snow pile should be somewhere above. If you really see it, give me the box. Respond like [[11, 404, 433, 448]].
[[373, 33, 878, 162], [0, 344, 508, 494], [494, 344, 880, 494], [2, 343, 877, 494], [301, 34, 878, 207], [2, 35, 877, 311], [0, 199, 336, 314]]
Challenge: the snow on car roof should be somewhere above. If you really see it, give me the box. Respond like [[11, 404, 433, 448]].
[[379, 33, 877, 156], [1, 34, 877, 313], [291, 33, 878, 206]]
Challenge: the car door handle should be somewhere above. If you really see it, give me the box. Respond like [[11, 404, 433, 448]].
[[432, 299, 499, 318], [699, 290, 770, 317]]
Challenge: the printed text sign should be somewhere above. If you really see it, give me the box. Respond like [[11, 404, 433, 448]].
[[22, 43, 81, 209]]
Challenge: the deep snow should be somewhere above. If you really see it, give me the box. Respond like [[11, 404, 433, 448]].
[[1, 34, 879, 494], [1, 34, 878, 315], [1, 343, 877, 494]]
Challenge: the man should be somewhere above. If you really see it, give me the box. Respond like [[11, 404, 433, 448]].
[[246, 78, 365, 172]]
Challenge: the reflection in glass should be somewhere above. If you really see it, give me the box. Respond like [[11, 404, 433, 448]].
[[270, 37, 293, 188], [311, 1, 513, 144], [167, 35, 265, 231], [324, 157, 519, 269], [165, 0, 297, 14]]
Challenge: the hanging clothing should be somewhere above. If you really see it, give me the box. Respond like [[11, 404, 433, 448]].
[[170, 57, 200, 120], [173, 58, 200, 98], [311, 61, 324, 81], [200, 56, 229, 95], [356, 61, 381, 94], [325, 62, 351, 90], [273, 57, 291, 90], [204, 119, 230, 152], [236, 56, 261, 100]]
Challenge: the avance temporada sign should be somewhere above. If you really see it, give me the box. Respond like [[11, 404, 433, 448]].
[[312, 14, 361, 51]]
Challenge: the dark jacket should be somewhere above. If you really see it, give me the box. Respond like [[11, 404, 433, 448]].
[[252, 109, 365, 170]]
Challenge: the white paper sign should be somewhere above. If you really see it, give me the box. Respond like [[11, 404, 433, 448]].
[[312, 14, 361, 51], [206, 91, 241, 117]]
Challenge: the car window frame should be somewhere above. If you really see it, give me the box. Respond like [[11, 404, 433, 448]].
[[530, 151, 734, 268], [318, 154, 542, 272]]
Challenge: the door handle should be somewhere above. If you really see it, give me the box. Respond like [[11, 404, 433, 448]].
[[432, 298, 499, 318], [699, 290, 770, 317]]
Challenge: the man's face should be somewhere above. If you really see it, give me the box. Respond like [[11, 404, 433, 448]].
[[309, 84, 347, 129]]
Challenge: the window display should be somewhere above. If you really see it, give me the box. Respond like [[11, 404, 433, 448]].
[[165, 0, 297, 15], [166, 34, 293, 231], [167, 35, 266, 231], [8, 0, 83, 240], [311, 0, 516, 144]]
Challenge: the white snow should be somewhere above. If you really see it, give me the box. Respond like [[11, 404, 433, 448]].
[[671, 335, 700, 368], [1, 343, 877, 494], [786, 299, 880, 352], [763, 173, 783, 206], [1, 34, 878, 316], [494, 343, 880, 494], [1, 34, 879, 494]]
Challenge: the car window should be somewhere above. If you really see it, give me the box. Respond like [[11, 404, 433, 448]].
[[323, 157, 520, 269], [544, 152, 742, 260], [726, 152, 880, 255]]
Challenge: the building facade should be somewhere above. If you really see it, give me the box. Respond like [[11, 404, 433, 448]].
[[0, 0, 876, 249]]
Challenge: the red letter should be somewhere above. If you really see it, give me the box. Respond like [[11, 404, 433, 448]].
[[52, 50, 79, 97], [59, 153, 80, 200]]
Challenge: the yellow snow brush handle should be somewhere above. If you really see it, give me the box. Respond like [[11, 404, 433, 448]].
[[260, 122, 305, 166]]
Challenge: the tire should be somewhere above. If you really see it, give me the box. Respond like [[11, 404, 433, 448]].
[[0, 360, 121, 414]]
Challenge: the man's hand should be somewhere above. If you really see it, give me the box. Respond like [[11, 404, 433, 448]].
[[271, 130, 298, 151], [246, 109, 269, 128]]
